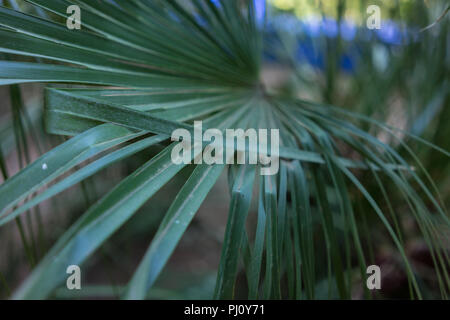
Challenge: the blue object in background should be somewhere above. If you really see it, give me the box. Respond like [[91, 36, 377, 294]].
[[211, 0, 266, 25], [204, 3, 419, 74], [254, 0, 266, 27], [339, 20, 356, 41], [210, 0, 221, 7], [321, 18, 339, 38], [376, 20, 405, 45], [339, 53, 355, 73], [301, 19, 322, 37], [296, 41, 325, 69], [265, 13, 423, 73]]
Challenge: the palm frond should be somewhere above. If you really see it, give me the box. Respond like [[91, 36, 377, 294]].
[[0, 0, 448, 300]]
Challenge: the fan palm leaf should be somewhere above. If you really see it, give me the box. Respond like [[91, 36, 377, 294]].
[[0, 0, 448, 300]]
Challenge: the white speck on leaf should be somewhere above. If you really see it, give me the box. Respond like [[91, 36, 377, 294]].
[[42, 163, 48, 170]]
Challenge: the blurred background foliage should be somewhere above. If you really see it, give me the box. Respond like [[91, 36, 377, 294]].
[[266, 0, 450, 298], [266, 0, 450, 205], [0, 0, 448, 299]]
